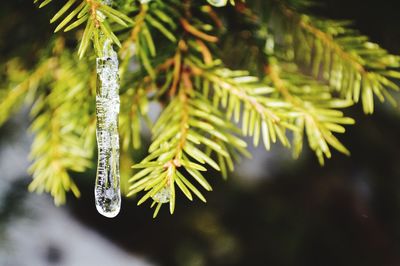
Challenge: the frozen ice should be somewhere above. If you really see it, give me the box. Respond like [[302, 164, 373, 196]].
[[101, 0, 113, 5], [152, 187, 171, 203], [94, 38, 121, 218]]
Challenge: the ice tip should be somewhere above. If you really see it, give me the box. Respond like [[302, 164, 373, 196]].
[[96, 205, 121, 218]]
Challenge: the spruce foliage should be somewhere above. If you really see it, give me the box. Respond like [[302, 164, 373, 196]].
[[1, 0, 399, 216]]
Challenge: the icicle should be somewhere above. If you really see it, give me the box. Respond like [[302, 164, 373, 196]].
[[94, 35, 121, 218]]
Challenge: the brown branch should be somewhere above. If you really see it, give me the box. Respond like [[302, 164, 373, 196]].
[[86, 0, 101, 28], [195, 39, 213, 65], [265, 63, 298, 105], [181, 18, 218, 43]]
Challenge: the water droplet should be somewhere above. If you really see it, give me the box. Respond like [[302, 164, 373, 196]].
[[207, 0, 228, 7], [152, 187, 171, 203]]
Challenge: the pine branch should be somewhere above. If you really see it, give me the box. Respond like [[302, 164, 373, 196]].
[[127, 2, 303, 216], [28, 48, 95, 204], [128, 70, 246, 217], [119, 1, 177, 79], [266, 58, 355, 164], [16, 0, 400, 214], [187, 59, 295, 150], [127, 24, 250, 215], [271, 3, 400, 114], [119, 87, 149, 151], [0, 38, 98, 204], [0, 58, 56, 126], [35, 0, 133, 58], [28, 104, 88, 205], [119, 0, 220, 152]]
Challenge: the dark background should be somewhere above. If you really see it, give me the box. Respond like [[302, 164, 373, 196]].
[[1, 0, 400, 265]]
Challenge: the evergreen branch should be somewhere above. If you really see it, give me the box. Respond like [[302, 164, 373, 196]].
[[129, 82, 247, 217], [28, 105, 86, 205], [266, 58, 355, 164], [0, 58, 56, 126], [187, 59, 294, 150], [128, 77, 211, 216], [21, 0, 400, 216], [119, 87, 150, 151], [0, 39, 97, 204], [128, 40, 248, 216], [35, 0, 133, 58], [120, 1, 177, 79], [272, 4, 400, 114], [28, 50, 94, 204], [221, 2, 357, 163]]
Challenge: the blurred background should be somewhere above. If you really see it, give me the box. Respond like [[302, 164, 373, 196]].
[[2, 0, 400, 265]]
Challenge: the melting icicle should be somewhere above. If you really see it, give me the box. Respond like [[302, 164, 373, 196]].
[[94, 38, 121, 218]]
